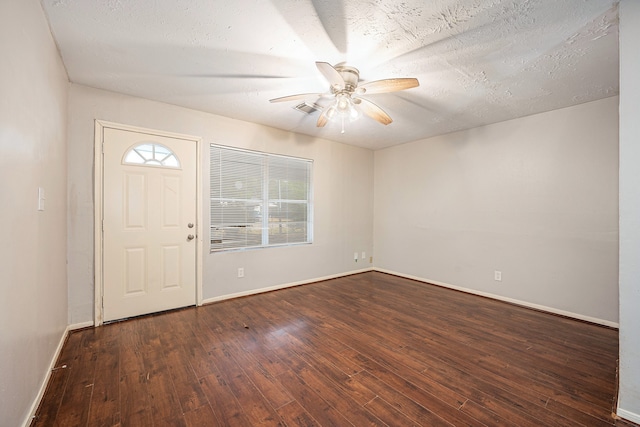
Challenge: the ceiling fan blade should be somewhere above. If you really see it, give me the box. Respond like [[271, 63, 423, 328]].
[[355, 97, 393, 125], [269, 93, 324, 103], [357, 78, 419, 95], [316, 106, 331, 127], [316, 61, 345, 90]]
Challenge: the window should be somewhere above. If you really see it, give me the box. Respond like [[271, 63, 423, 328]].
[[123, 143, 180, 168], [210, 144, 312, 251]]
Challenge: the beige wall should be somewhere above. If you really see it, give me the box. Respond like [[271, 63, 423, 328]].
[[0, 0, 69, 425], [67, 84, 374, 324], [374, 97, 619, 325], [618, 0, 640, 421]]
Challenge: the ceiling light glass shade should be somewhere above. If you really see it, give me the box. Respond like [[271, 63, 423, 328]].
[[331, 93, 361, 122]]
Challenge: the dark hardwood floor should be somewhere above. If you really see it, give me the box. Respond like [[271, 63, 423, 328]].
[[32, 272, 636, 426]]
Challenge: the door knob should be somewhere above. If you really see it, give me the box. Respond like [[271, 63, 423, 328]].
[[188, 223, 194, 228], [187, 234, 195, 241]]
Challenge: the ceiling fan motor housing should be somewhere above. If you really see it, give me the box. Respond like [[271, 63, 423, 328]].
[[333, 65, 360, 93]]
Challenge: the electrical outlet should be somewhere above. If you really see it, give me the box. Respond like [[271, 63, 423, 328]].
[[361, 251, 366, 260], [354, 252, 358, 262], [369, 256, 373, 263], [494, 270, 502, 281], [238, 267, 244, 278]]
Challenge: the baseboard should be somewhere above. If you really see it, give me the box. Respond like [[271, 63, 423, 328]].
[[201, 268, 374, 305], [69, 321, 94, 330], [374, 268, 619, 329], [617, 408, 640, 424], [21, 325, 71, 427]]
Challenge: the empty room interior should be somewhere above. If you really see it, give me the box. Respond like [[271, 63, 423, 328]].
[[2, 0, 640, 426]]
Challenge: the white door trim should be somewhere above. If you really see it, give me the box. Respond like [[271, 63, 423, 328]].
[[94, 120, 204, 326]]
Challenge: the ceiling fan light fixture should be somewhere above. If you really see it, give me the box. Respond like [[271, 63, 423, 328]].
[[336, 93, 349, 110], [329, 93, 361, 122], [348, 105, 361, 121]]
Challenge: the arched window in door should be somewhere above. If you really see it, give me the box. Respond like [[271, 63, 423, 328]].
[[123, 143, 181, 168]]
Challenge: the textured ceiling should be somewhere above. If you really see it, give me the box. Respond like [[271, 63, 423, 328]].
[[41, 0, 619, 150]]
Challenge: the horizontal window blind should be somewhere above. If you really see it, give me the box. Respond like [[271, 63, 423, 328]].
[[210, 144, 312, 251]]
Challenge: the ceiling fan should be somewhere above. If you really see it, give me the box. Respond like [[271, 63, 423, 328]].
[[269, 62, 419, 129]]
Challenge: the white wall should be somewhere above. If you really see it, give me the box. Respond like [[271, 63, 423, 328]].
[[374, 97, 619, 325], [618, 0, 640, 421], [67, 84, 374, 324], [0, 0, 69, 426]]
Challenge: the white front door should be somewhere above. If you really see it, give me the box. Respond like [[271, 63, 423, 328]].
[[102, 127, 197, 322]]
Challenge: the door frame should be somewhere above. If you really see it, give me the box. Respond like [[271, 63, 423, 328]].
[[93, 120, 204, 326]]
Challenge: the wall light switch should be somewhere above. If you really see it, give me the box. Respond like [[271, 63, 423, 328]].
[[37, 187, 45, 211], [354, 252, 358, 261], [361, 251, 366, 260]]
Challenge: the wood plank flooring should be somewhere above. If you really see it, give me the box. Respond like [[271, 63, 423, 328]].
[[32, 272, 637, 426]]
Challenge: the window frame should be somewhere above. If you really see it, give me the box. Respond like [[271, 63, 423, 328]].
[[209, 144, 313, 252]]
